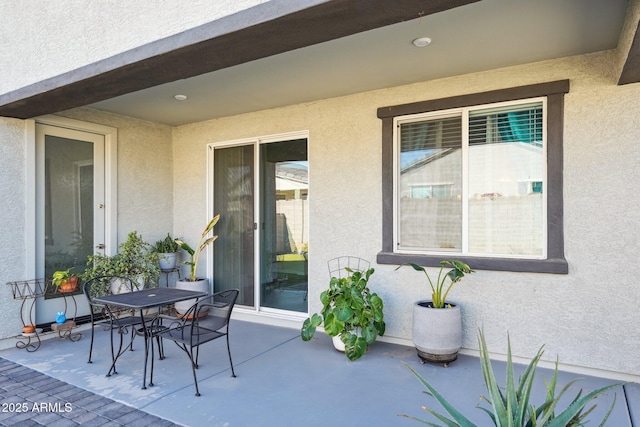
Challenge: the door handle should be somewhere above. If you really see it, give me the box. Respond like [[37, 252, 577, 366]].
[[96, 244, 105, 249]]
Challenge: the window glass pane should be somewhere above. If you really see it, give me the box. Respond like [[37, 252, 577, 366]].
[[398, 116, 462, 251], [467, 102, 544, 255]]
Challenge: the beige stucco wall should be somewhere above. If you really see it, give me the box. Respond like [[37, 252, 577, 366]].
[[172, 49, 640, 378], [0, 118, 29, 338], [0, 0, 268, 94]]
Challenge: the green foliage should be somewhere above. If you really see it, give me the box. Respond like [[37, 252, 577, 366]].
[[301, 267, 386, 361], [396, 260, 474, 308], [152, 233, 181, 253], [82, 231, 160, 296], [400, 330, 622, 427], [52, 267, 75, 287], [174, 214, 220, 282]]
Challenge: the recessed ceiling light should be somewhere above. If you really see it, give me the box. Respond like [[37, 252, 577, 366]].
[[174, 94, 188, 101], [412, 37, 432, 48]]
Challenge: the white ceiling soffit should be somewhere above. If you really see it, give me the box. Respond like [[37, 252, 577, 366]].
[[90, 0, 628, 126]]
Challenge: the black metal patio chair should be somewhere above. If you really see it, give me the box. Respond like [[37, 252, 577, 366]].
[[83, 275, 155, 375], [154, 288, 239, 396]]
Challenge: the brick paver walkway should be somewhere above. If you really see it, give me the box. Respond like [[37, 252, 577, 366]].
[[0, 357, 180, 426]]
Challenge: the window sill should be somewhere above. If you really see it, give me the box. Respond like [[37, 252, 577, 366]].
[[376, 252, 568, 274]]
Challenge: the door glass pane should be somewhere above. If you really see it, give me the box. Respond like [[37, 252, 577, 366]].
[[213, 145, 255, 307], [44, 136, 94, 298], [260, 139, 308, 312]]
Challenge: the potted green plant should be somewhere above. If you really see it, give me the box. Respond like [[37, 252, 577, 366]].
[[300, 267, 386, 361], [52, 267, 79, 293], [173, 214, 220, 315], [395, 260, 474, 365], [82, 231, 160, 298], [153, 233, 181, 271]]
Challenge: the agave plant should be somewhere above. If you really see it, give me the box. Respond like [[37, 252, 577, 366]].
[[400, 330, 622, 427]]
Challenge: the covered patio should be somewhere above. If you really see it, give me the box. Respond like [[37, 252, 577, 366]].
[[0, 320, 637, 426]]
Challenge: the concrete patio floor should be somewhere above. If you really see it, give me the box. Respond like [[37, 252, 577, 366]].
[[0, 320, 637, 426]]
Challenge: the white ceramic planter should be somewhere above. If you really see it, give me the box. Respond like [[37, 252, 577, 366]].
[[412, 300, 462, 364], [158, 253, 177, 271], [109, 275, 144, 294], [332, 335, 345, 352], [174, 278, 209, 315]]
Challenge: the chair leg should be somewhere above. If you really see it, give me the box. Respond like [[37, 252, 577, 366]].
[[148, 333, 155, 387], [226, 333, 236, 378], [185, 346, 201, 397], [107, 327, 125, 376], [156, 335, 164, 360], [87, 325, 95, 364]]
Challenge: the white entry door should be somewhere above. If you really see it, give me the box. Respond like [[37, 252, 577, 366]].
[[35, 123, 106, 324]]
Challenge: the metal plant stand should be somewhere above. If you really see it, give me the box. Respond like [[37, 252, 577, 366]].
[[6, 279, 82, 352]]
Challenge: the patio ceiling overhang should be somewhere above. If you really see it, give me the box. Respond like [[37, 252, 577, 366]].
[[0, 0, 638, 126], [0, 0, 480, 121]]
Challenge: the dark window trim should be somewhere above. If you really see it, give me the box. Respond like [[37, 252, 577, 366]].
[[377, 80, 570, 274]]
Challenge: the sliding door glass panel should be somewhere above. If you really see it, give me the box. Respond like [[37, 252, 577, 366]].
[[260, 139, 308, 312], [213, 145, 255, 307]]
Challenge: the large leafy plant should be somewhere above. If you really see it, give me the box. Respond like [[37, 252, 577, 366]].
[[301, 267, 385, 361], [82, 231, 160, 298], [174, 214, 220, 282], [396, 260, 474, 308], [400, 330, 622, 426]]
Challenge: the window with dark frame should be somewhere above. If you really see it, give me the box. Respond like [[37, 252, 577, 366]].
[[377, 81, 569, 274]]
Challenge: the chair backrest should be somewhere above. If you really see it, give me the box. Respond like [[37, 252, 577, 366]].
[[192, 289, 239, 332], [327, 256, 370, 279], [82, 275, 135, 309]]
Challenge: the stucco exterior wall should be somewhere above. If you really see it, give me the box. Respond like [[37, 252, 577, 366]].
[[172, 49, 640, 378], [0, 118, 28, 339], [0, 0, 268, 94]]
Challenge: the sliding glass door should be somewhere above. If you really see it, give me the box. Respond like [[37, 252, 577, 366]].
[[212, 144, 255, 307], [211, 135, 308, 314], [259, 139, 308, 312]]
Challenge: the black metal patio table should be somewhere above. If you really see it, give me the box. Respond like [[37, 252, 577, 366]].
[[93, 287, 208, 389]]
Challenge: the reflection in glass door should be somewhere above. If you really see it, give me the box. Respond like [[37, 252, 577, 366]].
[[260, 139, 308, 312], [212, 135, 308, 314], [44, 137, 95, 279]]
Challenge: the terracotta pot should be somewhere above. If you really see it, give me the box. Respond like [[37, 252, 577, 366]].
[[22, 324, 35, 334], [59, 277, 79, 293]]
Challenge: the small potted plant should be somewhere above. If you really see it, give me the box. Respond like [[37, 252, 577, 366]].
[[300, 267, 385, 361], [395, 260, 474, 365], [153, 233, 181, 271], [52, 267, 80, 293], [173, 214, 220, 314]]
